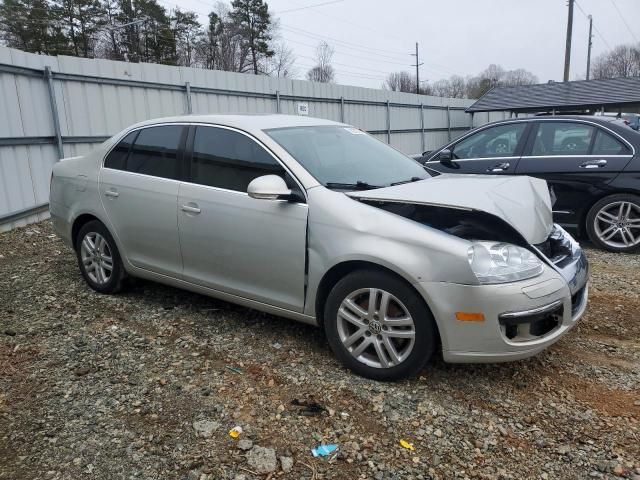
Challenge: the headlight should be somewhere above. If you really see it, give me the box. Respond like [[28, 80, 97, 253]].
[[467, 242, 544, 284]]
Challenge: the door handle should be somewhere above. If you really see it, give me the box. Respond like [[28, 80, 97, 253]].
[[181, 204, 201, 214], [487, 162, 510, 172], [579, 159, 607, 169], [104, 189, 119, 198]]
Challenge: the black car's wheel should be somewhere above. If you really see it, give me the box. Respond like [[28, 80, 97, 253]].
[[324, 270, 437, 381], [586, 194, 640, 253], [76, 220, 125, 293]]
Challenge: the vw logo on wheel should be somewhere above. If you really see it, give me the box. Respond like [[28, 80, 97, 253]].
[[368, 320, 382, 335]]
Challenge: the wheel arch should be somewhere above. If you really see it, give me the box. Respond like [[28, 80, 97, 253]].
[[314, 260, 442, 348]]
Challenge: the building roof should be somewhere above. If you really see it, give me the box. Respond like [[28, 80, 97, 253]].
[[466, 76, 640, 113]]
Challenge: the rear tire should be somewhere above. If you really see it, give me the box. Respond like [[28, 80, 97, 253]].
[[75, 220, 125, 293], [585, 193, 640, 253], [324, 270, 437, 381]]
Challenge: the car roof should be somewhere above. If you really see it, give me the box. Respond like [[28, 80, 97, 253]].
[[128, 114, 346, 131]]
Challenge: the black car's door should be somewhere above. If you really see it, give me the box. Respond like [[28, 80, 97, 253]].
[[515, 120, 635, 228], [424, 121, 532, 175]]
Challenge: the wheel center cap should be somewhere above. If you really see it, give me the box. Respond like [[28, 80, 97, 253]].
[[369, 320, 382, 335]]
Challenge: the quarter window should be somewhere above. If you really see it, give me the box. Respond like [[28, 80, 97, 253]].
[[452, 123, 526, 159], [531, 122, 594, 156], [126, 125, 184, 179], [104, 131, 137, 170], [592, 130, 630, 156], [191, 127, 285, 192]]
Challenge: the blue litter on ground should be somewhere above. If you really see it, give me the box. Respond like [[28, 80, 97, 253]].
[[311, 444, 338, 457]]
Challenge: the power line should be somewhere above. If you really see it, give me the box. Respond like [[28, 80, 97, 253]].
[[574, 0, 612, 50], [609, 0, 638, 43], [276, 0, 344, 14]]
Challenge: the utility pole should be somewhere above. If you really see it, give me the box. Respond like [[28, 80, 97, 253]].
[[411, 42, 424, 94], [563, 0, 574, 81], [586, 14, 593, 80]]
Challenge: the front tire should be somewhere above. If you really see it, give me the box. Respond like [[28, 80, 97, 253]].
[[585, 194, 640, 253], [76, 220, 125, 293], [324, 270, 437, 381]]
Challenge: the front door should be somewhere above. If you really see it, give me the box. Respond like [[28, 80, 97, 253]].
[[99, 125, 186, 276], [425, 122, 530, 175], [177, 125, 308, 312], [515, 120, 634, 228]]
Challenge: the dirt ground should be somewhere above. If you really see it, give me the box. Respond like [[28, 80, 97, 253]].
[[1, 221, 638, 480]]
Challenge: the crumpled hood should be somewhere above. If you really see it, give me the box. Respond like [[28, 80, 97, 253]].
[[347, 174, 553, 244]]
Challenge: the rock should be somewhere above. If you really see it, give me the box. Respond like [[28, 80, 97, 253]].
[[280, 456, 294, 473], [193, 420, 220, 438], [4, 329, 16, 336], [246, 446, 277, 474], [74, 366, 90, 376], [237, 439, 253, 451], [434, 429, 443, 438], [612, 464, 625, 476], [557, 445, 571, 455]]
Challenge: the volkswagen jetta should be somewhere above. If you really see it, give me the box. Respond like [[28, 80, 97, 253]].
[[50, 115, 589, 380]]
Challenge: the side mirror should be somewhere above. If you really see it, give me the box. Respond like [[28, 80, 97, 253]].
[[438, 149, 453, 163], [247, 175, 292, 201]]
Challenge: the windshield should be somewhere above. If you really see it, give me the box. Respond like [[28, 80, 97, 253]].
[[265, 126, 428, 189]]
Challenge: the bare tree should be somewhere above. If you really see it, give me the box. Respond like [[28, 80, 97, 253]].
[[503, 68, 538, 86], [591, 43, 640, 79], [266, 42, 296, 77], [383, 71, 416, 93], [306, 41, 334, 83]]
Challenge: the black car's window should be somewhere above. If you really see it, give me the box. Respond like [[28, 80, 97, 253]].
[[126, 126, 184, 179], [531, 122, 594, 156], [452, 123, 526, 159], [104, 131, 137, 170], [191, 126, 285, 192], [592, 129, 631, 155]]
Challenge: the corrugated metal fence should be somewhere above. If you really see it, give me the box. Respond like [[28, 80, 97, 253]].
[[0, 46, 508, 231]]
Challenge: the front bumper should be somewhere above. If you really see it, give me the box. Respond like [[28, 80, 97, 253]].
[[416, 227, 589, 363]]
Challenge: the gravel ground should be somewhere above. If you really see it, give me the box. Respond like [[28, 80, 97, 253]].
[[1, 221, 639, 480]]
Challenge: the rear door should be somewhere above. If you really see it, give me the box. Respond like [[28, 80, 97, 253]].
[[177, 125, 308, 312], [425, 121, 531, 175], [99, 124, 186, 276], [515, 120, 634, 227]]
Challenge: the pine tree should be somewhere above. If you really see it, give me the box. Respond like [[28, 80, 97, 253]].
[[0, 0, 67, 54], [229, 0, 274, 74], [53, 0, 106, 57]]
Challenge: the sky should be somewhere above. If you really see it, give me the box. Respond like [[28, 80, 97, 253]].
[[175, 0, 640, 89]]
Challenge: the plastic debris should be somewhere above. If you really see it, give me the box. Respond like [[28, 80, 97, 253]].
[[291, 397, 327, 416], [400, 439, 415, 451], [225, 366, 243, 374], [311, 444, 338, 457], [228, 426, 243, 439]]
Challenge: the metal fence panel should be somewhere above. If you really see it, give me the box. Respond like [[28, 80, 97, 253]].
[[0, 46, 491, 231]]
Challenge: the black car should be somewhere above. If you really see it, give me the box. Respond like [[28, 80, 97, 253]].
[[421, 116, 640, 253]]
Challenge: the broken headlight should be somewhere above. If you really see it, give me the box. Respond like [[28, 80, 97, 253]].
[[467, 242, 544, 284]]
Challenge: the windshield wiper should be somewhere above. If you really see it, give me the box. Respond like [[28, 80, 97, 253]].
[[325, 181, 383, 190], [389, 176, 424, 186]]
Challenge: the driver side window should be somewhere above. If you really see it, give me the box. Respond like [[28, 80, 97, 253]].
[[453, 123, 527, 159]]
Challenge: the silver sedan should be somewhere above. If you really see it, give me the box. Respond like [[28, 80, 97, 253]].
[[50, 114, 589, 380]]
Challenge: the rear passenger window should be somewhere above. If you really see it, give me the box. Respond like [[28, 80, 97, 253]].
[[592, 130, 630, 155], [127, 126, 184, 179], [191, 127, 285, 192], [104, 131, 137, 170], [531, 122, 594, 156]]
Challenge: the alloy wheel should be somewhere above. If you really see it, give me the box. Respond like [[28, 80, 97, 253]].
[[80, 232, 114, 285], [594, 201, 640, 249], [336, 288, 416, 369]]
